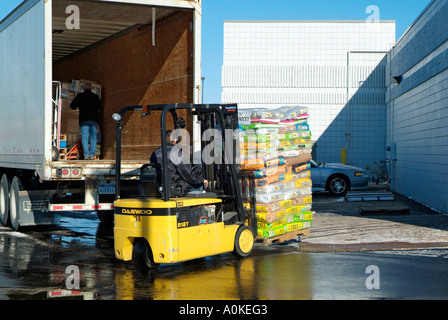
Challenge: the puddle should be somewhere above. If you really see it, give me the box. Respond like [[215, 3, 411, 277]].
[[52, 212, 100, 247]]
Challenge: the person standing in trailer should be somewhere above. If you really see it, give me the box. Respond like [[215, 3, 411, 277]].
[[70, 83, 102, 160]]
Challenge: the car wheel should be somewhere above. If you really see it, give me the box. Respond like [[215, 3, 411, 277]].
[[327, 175, 349, 196]]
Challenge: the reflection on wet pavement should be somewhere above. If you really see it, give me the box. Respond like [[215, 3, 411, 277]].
[[113, 251, 313, 300]]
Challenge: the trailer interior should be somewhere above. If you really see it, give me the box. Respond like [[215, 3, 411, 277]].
[[51, 0, 197, 162]]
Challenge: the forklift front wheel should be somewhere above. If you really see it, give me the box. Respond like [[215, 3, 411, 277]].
[[233, 225, 254, 257], [134, 239, 159, 269]]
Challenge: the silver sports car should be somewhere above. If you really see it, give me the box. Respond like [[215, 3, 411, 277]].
[[310, 160, 369, 196]]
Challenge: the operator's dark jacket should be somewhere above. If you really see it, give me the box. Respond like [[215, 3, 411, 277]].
[[150, 143, 204, 196], [70, 89, 101, 125]]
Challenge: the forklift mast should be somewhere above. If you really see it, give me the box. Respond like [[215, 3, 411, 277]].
[[112, 103, 256, 230]]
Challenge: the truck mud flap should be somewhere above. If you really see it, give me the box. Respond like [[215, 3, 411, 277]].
[[17, 190, 54, 227]]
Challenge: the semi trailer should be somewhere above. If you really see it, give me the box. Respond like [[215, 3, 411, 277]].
[[0, 0, 202, 230]]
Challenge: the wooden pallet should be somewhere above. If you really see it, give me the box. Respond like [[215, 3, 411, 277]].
[[257, 229, 310, 246], [59, 147, 67, 160], [346, 191, 394, 201], [359, 206, 409, 216]]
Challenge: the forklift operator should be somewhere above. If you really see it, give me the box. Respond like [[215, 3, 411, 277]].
[[150, 130, 208, 196]]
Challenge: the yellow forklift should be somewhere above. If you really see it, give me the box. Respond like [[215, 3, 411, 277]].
[[112, 103, 257, 268]]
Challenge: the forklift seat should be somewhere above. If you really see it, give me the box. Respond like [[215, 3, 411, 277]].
[[138, 163, 160, 197]]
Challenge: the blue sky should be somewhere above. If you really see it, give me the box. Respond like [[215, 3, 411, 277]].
[[1, 0, 431, 103], [201, 0, 431, 103]]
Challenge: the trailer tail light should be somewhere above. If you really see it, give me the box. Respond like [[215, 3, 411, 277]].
[[71, 168, 82, 178], [57, 167, 83, 178]]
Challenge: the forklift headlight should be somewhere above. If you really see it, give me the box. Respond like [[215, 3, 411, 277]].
[[112, 113, 122, 122]]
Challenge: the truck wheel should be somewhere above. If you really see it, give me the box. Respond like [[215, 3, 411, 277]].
[[134, 239, 158, 269], [9, 176, 22, 231], [233, 225, 254, 257], [0, 174, 9, 226]]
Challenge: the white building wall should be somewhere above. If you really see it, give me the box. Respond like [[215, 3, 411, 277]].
[[386, 0, 448, 214], [222, 21, 395, 174]]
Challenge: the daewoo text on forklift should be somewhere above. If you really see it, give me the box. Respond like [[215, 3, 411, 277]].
[[112, 103, 257, 268]]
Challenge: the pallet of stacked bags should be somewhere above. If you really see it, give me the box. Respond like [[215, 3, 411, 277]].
[[239, 105, 314, 246]]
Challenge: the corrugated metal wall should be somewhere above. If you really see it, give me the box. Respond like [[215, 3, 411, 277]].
[[387, 0, 448, 214]]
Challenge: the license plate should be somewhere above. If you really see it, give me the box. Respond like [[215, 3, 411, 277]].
[[99, 184, 115, 194]]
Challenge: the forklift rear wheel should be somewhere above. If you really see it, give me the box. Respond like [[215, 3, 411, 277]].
[[134, 238, 159, 269], [233, 225, 254, 257]]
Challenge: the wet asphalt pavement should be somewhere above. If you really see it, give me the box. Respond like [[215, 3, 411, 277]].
[[1, 190, 448, 301]]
